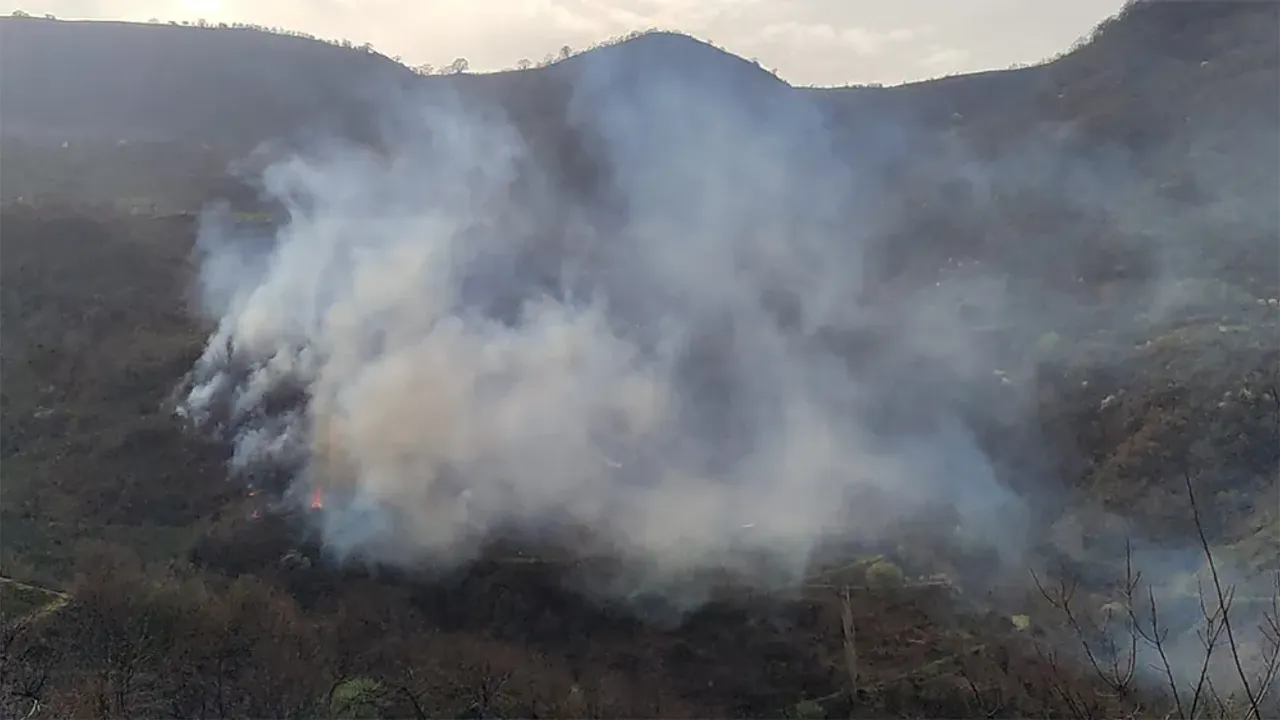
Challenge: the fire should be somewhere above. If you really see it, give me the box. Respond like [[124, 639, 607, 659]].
[[309, 487, 325, 511]]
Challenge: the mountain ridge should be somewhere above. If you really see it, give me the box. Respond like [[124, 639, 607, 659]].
[[2, 3, 1274, 151]]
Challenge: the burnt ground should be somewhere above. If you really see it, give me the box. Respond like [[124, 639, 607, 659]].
[[2, 204, 1276, 718]]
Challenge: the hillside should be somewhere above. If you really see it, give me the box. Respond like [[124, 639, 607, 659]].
[[5, 3, 1273, 148], [2, 2, 1278, 718], [0, 18, 787, 148], [0, 17, 418, 147], [3, 207, 1275, 720], [8, 203, 1275, 718]]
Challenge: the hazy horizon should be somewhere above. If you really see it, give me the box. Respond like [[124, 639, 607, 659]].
[[1, 1, 1127, 87]]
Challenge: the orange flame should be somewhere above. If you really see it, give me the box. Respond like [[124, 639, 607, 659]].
[[309, 488, 325, 511]]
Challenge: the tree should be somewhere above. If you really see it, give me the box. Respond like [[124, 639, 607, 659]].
[[517, 58, 532, 71], [1033, 471, 1280, 720], [228, 577, 331, 718], [64, 543, 167, 718], [447, 57, 470, 74], [0, 622, 56, 720]]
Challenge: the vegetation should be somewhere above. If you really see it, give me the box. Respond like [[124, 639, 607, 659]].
[[1, 1, 1277, 717]]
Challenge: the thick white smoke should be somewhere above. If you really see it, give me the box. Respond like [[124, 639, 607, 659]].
[[178, 56, 1030, 600]]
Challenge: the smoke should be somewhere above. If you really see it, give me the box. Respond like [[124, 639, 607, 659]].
[[177, 55, 1034, 605], [158, 16, 1279, 714], [176, 31, 1275, 656]]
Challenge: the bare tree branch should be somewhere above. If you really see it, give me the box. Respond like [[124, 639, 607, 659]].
[[1183, 468, 1262, 719]]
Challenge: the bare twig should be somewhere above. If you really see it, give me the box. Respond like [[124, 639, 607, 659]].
[[1030, 639, 1094, 720], [1111, 540, 1140, 693], [1124, 542, 1188, 719], [957, 659, 1007, 718], [1248, 574, 1280, 711], [1031, 569, 1130, 695], [1189, 574, 1231, 719], [1183, 468, 1262, 719]]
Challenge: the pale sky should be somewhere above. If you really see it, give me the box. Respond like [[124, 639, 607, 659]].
[[3, 0, 1128, 86]]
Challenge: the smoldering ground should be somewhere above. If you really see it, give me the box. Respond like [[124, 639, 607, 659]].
[[176, 35, 1276, 678]]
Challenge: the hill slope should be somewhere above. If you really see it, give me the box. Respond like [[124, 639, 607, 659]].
[[0, 18, 788, 147], [0, 17, 417, 147], [4, 3, 1275, 148], [2, 4, 1279, 717]]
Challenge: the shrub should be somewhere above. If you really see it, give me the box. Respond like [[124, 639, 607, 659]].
[[330, 677, 387, 719], [866, 559, 905, 589]]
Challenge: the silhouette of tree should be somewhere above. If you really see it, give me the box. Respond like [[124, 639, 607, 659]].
[[447, 57, 469, 74]]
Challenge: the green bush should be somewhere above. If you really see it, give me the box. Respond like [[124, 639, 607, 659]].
[[330, 677, 387, 719], [865, 559, 905, 589], [786, 698, 826, 719]]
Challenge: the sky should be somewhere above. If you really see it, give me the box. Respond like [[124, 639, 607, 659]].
[[3, 0, 1129, 87]]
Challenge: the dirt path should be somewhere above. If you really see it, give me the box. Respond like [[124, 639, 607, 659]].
[[0, 575, 70, 630], [0, 576, 68, 599]]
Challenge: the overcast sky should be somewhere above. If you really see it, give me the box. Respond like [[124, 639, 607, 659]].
[[3, 0, 1128, 86]]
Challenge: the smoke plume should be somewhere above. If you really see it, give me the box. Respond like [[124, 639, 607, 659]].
[[172, 19, 1277, 710], [178, 55, 1034, 601], [177, 32, 1276, 641]]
